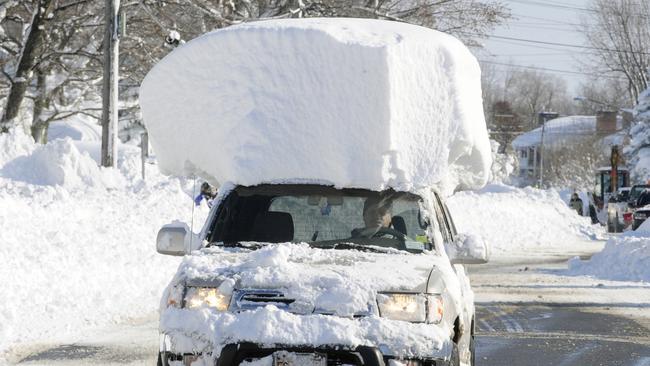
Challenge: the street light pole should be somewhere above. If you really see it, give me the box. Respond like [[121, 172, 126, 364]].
[[101, 0, 120, 167], [539, 117, 546, 187]]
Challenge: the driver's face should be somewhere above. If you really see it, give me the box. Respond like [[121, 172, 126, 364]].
[[381, 211, 392, 228]]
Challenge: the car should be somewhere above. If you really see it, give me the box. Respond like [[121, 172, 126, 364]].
[[155, 184, 489, 366], [633, 205, 650, 231], [628, 185, 650, 209]]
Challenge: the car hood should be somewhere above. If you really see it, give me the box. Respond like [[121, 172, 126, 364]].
[[161, 243, 457, 358], [173, 243, 454, 316]]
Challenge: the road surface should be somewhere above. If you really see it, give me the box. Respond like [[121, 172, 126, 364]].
[[8, 250, 650, 365]]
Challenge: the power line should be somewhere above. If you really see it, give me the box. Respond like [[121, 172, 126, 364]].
[[466, 33, 650, 56], [507, 0, 595, 13], [479, 60, 626, 80]]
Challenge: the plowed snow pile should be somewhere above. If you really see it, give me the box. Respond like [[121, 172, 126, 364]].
[[568, 223, 650, 282], [447, 184, 604, 259], [140, 18, 491, 194], [0, 129, 207, 358]]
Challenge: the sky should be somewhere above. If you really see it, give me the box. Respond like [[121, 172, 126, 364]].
[[475, 0, 592, 94]]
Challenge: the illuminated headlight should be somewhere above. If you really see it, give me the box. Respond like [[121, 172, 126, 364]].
[[183, 287, 231, 311], [377, 293, 443, 323], [608, 206, 617, 215]]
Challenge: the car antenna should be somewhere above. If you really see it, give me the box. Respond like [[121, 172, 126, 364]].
[[189, 175, 197, 251]]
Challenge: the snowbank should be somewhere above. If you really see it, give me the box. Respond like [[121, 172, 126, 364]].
[[0, 132, 208, 358], [1, 138, 113, 189], [0, 128, 34, 167], [140, 18, 491, 194], [48, 117, 102, 142], [447, 184, 603, 258], [568, 229, 650, 282]]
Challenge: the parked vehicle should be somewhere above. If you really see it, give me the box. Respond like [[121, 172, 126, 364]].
[[628, 185, 650, 209], [633, 205, 650, 230], [155, 184, 489, 366]]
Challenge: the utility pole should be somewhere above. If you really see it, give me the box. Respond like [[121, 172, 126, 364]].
[[537, 112, 559, 188], [101, 0, 120, 167]]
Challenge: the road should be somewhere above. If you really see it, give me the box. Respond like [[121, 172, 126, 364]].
[[469, 254, 650, 366], [7, 250, 650, 366]]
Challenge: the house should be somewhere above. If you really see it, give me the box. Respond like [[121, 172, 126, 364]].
[[512, 111, 625, 186]]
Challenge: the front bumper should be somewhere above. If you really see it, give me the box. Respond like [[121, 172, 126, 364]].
[[161, 342, 451, 366]]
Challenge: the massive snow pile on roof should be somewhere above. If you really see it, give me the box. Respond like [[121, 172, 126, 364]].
[[447, 184, 603, 259], [140, 18, 490, 193]]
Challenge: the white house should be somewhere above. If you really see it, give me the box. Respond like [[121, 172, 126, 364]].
[[512, 112, 624, 186]]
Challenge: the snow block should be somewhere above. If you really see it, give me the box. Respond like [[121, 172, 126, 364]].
[[140, 18, 491, 193]]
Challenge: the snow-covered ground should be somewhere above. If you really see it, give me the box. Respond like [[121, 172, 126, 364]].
[[0, 127, 209, 360], [447, 184, 604, 260]]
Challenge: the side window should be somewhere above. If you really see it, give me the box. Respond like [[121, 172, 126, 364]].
[[431, 195, 452, 243]]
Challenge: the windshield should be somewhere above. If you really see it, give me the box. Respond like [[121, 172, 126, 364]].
[[206, 185, 431, 253], [630, 185, 650, 202]]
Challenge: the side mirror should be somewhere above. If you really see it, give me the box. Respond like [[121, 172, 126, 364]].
[[447, 234, 490, 265], [156, 221, 196, 256]]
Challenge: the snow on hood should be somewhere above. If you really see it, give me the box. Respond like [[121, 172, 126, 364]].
[[160, 243, 456, 357], [140, 18, 491, 195]]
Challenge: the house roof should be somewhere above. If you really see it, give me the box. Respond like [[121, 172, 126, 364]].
[[512, 115, 622, 149]]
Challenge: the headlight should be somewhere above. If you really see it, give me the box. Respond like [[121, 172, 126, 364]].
[[183, 287, 231, 311], [377, 293, 442, 323]]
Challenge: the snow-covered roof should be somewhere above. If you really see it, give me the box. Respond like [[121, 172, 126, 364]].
[[512, 115, 622, 149], [139, 18, 491, 194]]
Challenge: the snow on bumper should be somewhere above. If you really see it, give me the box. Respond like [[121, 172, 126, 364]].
[[160, 305, 451, 360]]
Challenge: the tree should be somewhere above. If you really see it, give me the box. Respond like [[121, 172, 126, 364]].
[[0, 0, 104, 142], [580, 0, 650, 104], [0, 0, 511, 144]]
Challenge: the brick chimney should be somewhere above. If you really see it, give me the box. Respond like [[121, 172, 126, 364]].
[[596, 110, 617, 135]]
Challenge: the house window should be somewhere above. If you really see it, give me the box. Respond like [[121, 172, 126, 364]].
[[520, 149, 528, 159]]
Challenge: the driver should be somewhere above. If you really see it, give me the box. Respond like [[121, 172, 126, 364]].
[[363, 196, 392, 229], [351, 196, 393, 237]]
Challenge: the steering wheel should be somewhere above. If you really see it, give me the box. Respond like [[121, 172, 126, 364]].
[[359, 227, 406, 241]]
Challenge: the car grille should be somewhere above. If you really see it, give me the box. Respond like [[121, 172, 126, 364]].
[[231, 289, 296, 311]]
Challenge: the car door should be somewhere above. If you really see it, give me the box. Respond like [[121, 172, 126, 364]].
[[432, 192, 474, 361]]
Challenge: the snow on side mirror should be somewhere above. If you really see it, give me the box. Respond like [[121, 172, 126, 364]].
[[447, 234, 490, 265], [156, 221, 194, 256]]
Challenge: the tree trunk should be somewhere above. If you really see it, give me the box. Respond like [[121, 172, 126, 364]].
[[31, 70, 48, 143], [0, 0, 51, 132]]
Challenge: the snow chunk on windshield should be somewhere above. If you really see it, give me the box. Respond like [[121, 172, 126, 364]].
[[140, 18, 491, 194]]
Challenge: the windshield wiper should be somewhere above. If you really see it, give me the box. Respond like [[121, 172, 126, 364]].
[[311, 241, 397, 254], [208, 241, 265, 250]]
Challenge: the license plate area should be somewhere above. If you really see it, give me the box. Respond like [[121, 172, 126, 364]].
[[273, 351, 327, 366]]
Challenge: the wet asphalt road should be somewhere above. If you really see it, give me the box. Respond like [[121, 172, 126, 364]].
[[475, 304, 650, 366]]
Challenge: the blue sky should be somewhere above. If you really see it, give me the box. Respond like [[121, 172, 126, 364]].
[[475, 0, 591, 93]]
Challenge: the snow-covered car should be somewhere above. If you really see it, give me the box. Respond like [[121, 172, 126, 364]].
[[155, 184, 489, 366]]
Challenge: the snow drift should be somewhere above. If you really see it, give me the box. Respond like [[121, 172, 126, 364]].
[[0, 129, 207, 358], [568, 226, 650, 282], [139, 18, 491, 194], [447, 184, 603, 258]]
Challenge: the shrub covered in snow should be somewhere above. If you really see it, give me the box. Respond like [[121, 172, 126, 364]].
[[625, 86, 650, 183]]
